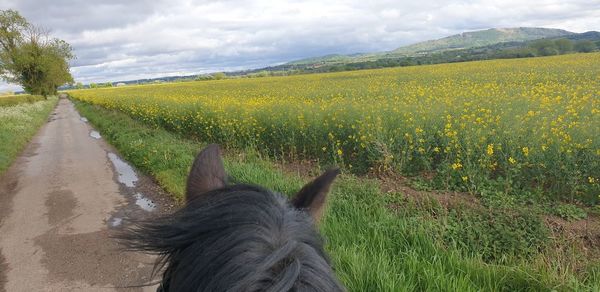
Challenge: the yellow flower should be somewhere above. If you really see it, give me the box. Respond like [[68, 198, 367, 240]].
[[522, 147, 529, 157], [337, 149, 343, 156], [461, 176, 468, 182], [451, 162, 463, 170], [486, 144, 494, 156], [509, 157, 517, 164], [589, 177, 596, 184]]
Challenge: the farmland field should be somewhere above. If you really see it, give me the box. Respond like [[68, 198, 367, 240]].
[[70, 53, 600, 205], [68, 53, 600, 290]]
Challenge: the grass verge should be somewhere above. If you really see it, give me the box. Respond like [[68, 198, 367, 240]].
[[74, 99, 599, 291], [0, 96, 57, 174]]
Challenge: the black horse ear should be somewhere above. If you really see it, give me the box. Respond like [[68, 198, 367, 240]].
[[186, 144, 227, 203], [291, 168, 340, 222]]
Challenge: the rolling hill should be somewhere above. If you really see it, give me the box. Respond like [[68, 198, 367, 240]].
[[288, 27, 574, 65], [390, 27, 573, 55]]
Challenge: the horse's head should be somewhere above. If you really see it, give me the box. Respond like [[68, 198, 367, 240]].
[[123, 144, 344, 291]]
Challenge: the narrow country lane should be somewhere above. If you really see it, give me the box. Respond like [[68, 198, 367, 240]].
[[0, 97, 171, 291]]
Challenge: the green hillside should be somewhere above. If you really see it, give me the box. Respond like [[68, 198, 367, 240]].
[[391, 27, 573, 56]]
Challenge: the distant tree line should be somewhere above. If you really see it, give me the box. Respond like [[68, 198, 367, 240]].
[[88, 82, 114, 88], [522, 39, 598, 56], [0, 10, 74, 97], [196, 72, 227, 81], [300, 39, 599, 74], [195, 70, 281, 81]]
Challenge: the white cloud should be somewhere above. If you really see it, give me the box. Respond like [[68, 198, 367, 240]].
[[1, 0, 599, 91]]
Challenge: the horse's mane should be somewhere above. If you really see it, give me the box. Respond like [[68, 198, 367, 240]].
[[121, 184, 344, 292]]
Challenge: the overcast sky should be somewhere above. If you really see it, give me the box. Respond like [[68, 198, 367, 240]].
[[1, 0, 599, 92]]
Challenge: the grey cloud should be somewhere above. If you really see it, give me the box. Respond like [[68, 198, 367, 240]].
[[0, 0, 170, 34]]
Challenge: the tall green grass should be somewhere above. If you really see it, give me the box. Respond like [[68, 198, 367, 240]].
[[0, 94, 45, 107], [0, 97, 57, 174], [74, 99, 599, 291]]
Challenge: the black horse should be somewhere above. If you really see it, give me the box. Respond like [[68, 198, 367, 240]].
[[121, 144, 344, 291]]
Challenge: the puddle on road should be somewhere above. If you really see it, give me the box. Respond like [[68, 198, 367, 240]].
[[134, 193, 156, 212], [110, 217, 123, 227], [89, 131, 101, 139], [80, 117, 88, 122], [106, 152, 157, 213], [107, 153, 138, 187]]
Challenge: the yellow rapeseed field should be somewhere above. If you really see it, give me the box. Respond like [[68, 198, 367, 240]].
[[70, 53, 600, 203]]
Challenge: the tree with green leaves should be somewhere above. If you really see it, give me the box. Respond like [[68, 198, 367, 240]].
[[529, 39, 559, 56], [212, 72, 227, 80], [554, 39, 573, 54], [0, 9, 74, 97], [574, 40, 597, 53]]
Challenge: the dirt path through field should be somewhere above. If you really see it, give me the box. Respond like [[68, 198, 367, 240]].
[[0, 97, 172, 291]]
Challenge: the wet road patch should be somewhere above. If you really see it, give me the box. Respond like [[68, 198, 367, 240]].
[[134, 194, 156, 212], [46, 190, 77, 225], [35, 229, 155, 289], [107, 153, 138, 188]]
